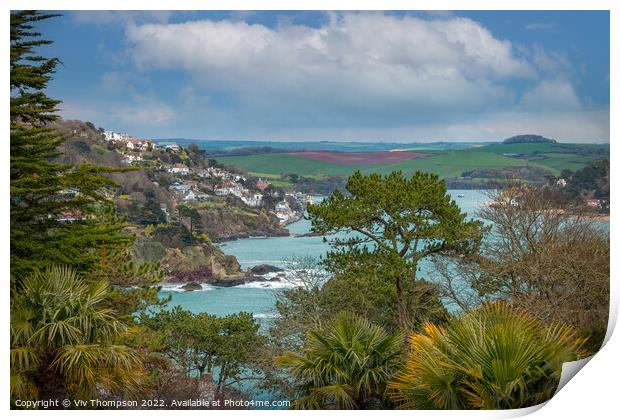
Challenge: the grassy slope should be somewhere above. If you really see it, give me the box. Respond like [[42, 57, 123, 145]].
[[216, 153, 361, 176], [215, 143, 608, 179]]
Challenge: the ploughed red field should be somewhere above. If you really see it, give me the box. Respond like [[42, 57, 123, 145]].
[[287, 150, 426, 165]]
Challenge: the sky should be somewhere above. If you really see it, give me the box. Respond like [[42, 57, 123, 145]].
[[37, 10, 610, 143]]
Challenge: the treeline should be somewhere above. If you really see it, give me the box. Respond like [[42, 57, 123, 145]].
[[280, 173, 347, 195], [558, 158, 610, 211], [503, 134, 557, 144]]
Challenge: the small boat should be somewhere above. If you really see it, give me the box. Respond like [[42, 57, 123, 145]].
[[457, 194, 465, 198]]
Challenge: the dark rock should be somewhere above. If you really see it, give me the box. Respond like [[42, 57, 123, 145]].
[[250, 264, 283, 275], [209, 275, 260, 287], [181, 282, 203, 291]]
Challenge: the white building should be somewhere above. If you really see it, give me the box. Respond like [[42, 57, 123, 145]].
[[241, 192, 263, 207], [167, 163, 190, 175], [121, 154, 143, 165], [126, 139, 151, 151], [156, 142, 180, 151], [170, 183, 192, 193], [182, 190, 210, 202], [104, 131, 130, 142], [274, 201, 293, 223]]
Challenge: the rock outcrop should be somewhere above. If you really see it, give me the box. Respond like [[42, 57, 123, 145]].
[[250, 264, 283, 275], [181, 282, 203, 291], [199, 200, 289, 241], [132, 232, 248, 286]]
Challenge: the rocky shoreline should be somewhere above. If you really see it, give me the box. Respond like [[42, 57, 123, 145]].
[[169, 264, 286, 291]]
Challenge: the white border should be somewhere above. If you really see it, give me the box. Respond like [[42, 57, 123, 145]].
[[2, 1, 617, 419]]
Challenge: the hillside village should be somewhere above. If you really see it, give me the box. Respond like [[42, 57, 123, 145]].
[[48, 120, 318, 286], [68, 125, 312, 229]]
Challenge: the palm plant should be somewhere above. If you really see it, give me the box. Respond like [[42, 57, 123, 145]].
[[389, 301, 586, 409], [275, 312, 403, 409], [10, 265, 143, 402]]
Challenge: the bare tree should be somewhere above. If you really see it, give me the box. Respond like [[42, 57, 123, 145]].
[[439, 185, 610, 350]]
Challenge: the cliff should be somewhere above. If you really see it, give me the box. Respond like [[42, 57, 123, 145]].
[[132, 230, 255, 285], [197, 198, 288, 241]]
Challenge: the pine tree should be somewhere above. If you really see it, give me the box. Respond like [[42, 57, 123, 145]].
[[10, 11, 131, 279], [308, 171, 485, 331]]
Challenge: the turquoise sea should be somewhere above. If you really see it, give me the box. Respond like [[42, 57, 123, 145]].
[[158, 190, 490, 321]]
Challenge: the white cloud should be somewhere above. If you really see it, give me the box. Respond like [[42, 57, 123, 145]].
[[521, 79, 582, 111], [530, 44, 572, 76], [58, 93, 177, 132], [115, 95, 177, 125], [68, 12, 606, 142], [125, 13, 535, 120]]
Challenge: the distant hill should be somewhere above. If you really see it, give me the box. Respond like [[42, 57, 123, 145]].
[[503, 134, 557, 144]]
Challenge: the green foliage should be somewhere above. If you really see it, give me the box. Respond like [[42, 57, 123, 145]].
[[273, 256, 447, 349], [308, 171, 484, 330], [564, 158, 610, 207], [10, 266, 143, 402], [10, 11, 61, 122], [389, 302, 586, 409], [275, 312, 404, 409], [503, 134, 556, 144], [323, 262, 448, 332], [10, 11, 132, 279], [153, 222, 194, 248], [89, 240, 168, 318], [177, 204, 203, 240], [140, 307, 265, 393], [123, 198, 167, 226]]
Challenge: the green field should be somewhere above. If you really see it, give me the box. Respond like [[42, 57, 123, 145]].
[[215, 142, 609, 180]]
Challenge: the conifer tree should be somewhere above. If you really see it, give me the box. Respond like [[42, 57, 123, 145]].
[[308, 171, 485, 331], [10, 11, 131, 279]]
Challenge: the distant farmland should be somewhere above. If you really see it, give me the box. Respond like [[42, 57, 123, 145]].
[[215, 142, 609, 181], [288, 150, 426, 165]]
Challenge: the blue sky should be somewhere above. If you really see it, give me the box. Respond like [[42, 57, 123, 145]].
[[37, 10, 609, 142]]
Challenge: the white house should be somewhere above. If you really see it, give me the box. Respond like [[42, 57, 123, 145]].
[[104, 131, 130, 142], [196, 169, 211, 178], [157, 142, 180, 151], [274, 201, 293, 223], [126, 139, 151, 151], [167, 163, 190, 175], [121, 154, 143, 165], [241, 192, 263, 207], [170, 183, 192, 193]]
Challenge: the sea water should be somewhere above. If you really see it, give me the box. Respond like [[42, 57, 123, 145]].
[[158, 190, 490, 320], [155, 190, 487, 404]]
